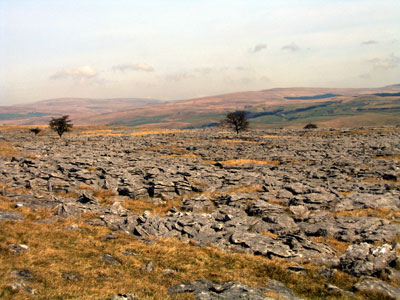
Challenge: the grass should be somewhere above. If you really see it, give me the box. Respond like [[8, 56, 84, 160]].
[[93, 189, 116, 206], [0, 142, 38, 159], [0, 194, 396, 300], [220, 159, 280, 166], [373, 155, 400, 161], [0, 142, 19, 158], [79, 129, 185, 138], [122, 195, 185, 216], [1, 125, 399, 299], [219, 139, 256, 144], [0, 199, 385, 300], [362, 177, 400, 187], [333, 208, 400, 222], [310, 236, 350, 254], [161, 154, 199, 159]]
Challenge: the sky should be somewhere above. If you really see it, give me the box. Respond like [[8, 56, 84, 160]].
[[1, 0, 399, 105]]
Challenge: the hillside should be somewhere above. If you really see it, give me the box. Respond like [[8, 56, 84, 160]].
[[0, 98, 163, 125], [75, 85, 400, 128], [1, 85, 400, 128]]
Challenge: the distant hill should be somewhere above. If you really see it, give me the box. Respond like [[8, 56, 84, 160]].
[[0, 98, 163, 125], [2, 85, 400, 128]]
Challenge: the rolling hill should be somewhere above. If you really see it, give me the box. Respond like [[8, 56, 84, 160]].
[[1, 85, 400, 128], [0, 98, 163, 125]]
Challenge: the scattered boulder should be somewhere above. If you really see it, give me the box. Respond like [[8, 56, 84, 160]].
[[8, 244, 29, 254], [354, 278, 400, 299], [102, 254, 122, 265], [339, 243, 397, 277], [0, 210, 24, 222], [169, 279, 304, 300]]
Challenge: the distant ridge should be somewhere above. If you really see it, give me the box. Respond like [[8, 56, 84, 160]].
[[1, 84, 400, 128]]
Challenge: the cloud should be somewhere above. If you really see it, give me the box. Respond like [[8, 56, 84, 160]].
[[362, 40, 378, 45], [112, 63, 154, 72], [250, 43, 267, 53], [165, 72, 193, 81], [368, 53, 400, 69], [359, 73, 371, 79], [194, 67, 213, 75], [50, 66, 97, 81], [281, 42, 300, 52]]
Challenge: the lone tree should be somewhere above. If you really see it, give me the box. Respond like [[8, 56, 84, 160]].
[[224, 111, 249, 134], [49, 115, 73, 137]]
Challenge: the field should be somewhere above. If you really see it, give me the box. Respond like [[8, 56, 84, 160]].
[[0, 125, 399, 299]]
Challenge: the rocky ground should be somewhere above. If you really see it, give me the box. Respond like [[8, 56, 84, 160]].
[[0, 126, 400, 299]]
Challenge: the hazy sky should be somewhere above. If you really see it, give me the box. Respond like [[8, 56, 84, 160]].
[[1, 0, 399, 105]]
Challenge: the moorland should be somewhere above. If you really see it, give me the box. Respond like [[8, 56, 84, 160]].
[[0, 125, 399, 299]]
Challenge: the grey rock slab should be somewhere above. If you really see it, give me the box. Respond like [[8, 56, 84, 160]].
[[56, 203, 82, 218], [7, 281, 38, 295], [169, 279, 304, 300], [0, 210, 24, 222], [246, 201, 286, 217], [142, 261, 154, 273], [324, 283, 354, 297], [10, 269, 33, 280], [354, 278, 400, 299], [339, 243, 397, 277], [61, 273, 80, 282], [264, 280, 305, 300], [77, 191, 99, 205], [102, 254, 122, 265], [335, 192, 400, 211]]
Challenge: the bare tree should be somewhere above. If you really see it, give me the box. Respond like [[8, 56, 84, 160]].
[[224, 111, 249, 134], [49, 115, 73, 137]]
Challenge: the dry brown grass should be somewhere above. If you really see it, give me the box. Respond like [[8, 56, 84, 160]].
[[188, 179, 208, 188], [226, 185, 263, 194], [93, 189, 116, 206], [122, 195, 185, 216], [219, 139, 256, 144], [161, 154, 199, 159], [362, 177, 400, 186], [0, 193, 387, 300], [121, 185, 262, 216], [266, 199, 286, 206], [262, 135, 295, 138], [286, 159, 315, 165], [0, 142, 20, 158], [76, 184, 95, 191], [0, 142, 38, 159], [80, 129, 184, 138], [373, 155, 400, 161], [347, 128, 400, 135], [340, 191, 353, 197], [261, 232, 279, 239], [314, 128, 400, 137], [333, 208, 400, 221], [201, 159, 217, 164], [220, 159, 280, 166], [310, 237, 350, 254]]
